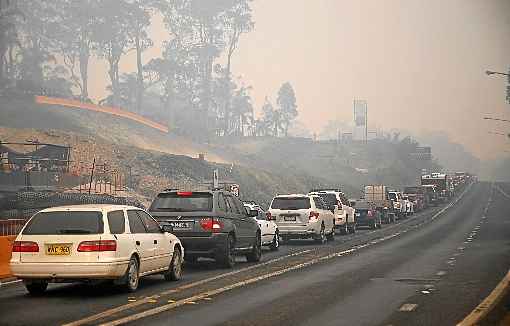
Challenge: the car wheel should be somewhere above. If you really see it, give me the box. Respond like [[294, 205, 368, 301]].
[[246, 233, 262, 262], [270, 231, 279, 251], [340, 223, 348, 235], [164, 247, 182, 281], [315, 224, 326, 244], [349, 223, 356, 234], [217, 234, 235, 268], [25, 281, 48, 295], [123, 256, 140, 292], [377, 218, 383, 229]]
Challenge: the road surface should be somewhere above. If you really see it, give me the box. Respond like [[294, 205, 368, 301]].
[[0, 181, 508, 326]]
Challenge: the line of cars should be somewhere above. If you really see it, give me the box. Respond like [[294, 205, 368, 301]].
[[9, 173, 473, 295]]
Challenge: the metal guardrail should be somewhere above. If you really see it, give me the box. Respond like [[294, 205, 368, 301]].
[[0, 219, 25, 236]]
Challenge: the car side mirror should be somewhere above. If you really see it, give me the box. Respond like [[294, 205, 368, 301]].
[[161, 224, 174, 233], [248, 210, 258, 218]]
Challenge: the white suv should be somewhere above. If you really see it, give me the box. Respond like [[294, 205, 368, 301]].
[[244, 202, 279, 251], [268, 194, 335, 243], [309, 190, 356, 235], [10, 205, 183, 294]]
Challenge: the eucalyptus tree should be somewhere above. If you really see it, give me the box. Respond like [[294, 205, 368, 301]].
[[276, 82, 298, 137]]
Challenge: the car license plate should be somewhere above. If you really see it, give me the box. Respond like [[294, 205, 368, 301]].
[[169, 221, 193, 229], [46, 244, 71, 256], [284, 216, 296, 222]]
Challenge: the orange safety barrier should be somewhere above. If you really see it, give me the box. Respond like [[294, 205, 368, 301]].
[[35, 96, 169, 133], [0, 236, 15, 279]]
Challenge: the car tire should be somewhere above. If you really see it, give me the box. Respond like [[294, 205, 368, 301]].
[[246, 233, 262, 262], [25, 281, 48, 295], [217, 234, 235, 268], [349, 223, 356, 234], [339, 223, 348, 235], [315, 224, 326, 244], [164, 247, 182, 281], [377, 217, 383, 229], [270, 231, 279, 251], [123, 256, 140, 292]]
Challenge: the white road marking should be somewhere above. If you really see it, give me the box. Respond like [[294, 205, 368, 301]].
[[0, 279, 22, 287], [399, 303, 418, 312]]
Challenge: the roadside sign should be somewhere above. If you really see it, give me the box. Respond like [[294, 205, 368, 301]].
[[230, 184, 240, 197]]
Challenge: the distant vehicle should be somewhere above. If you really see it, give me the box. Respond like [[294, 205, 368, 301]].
[[422, 173, 453, 202], [243, 202, 279, 251], [403, 186, 427, 211], [10, 205, 183, 294], [402, 195, 414, 215], [308, 189, 356, 235], [363, 185, 396, 223], [149, 190, 261, 268], [353, 200, 382, 229], [388, 191, 406, 218], [268, 194, 335, 243], [422, 184, 439, 206]]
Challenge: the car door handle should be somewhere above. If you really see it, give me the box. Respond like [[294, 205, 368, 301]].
[[136, 241, 140, 246], [154, 240, 158, 244]]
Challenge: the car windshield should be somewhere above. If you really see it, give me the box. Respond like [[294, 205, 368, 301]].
[[150, 193, 213, 212], [271, 197, 311, 210], [22, 211, 103, 235]]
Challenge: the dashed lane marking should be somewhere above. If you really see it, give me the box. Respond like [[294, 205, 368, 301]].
[[399, 303, 418, 312]]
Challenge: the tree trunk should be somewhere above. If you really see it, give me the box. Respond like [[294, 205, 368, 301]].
[[135, 33, 143, 113], [79, 31, 89, 99]]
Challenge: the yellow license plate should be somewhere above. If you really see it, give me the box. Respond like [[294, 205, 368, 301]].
[[46, 244, 71, 256]]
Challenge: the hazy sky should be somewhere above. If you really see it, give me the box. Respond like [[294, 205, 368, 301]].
[[89, 0, 510, 160]]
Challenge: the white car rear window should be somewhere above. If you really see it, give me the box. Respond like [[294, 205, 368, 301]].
[[271, 198, 311, 210], [23, 211, 104, 235]]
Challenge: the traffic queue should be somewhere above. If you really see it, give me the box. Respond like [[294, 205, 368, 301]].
[[8, 172, 473, 294]]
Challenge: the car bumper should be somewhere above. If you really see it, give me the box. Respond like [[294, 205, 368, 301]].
[[279, 225, 319, 238], [10, 261, 128, 279], [178, 233, 228, 258]]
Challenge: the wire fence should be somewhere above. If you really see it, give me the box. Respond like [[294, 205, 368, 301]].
[[0, 219, 25, 236]]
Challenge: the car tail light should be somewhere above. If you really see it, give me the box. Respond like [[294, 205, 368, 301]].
[[200, 218, 223, 233], [177, 191, 193, 196], [78, 240, 117, 252], [266, 212, 273, 221], [309, 211, 320, 222], [12, 241, 39, 252]]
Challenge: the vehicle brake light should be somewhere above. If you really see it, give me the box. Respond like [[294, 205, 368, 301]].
[[12, 241, 39, 252], [78, 240, 117, 252], [309, 211, 320, 222], [200, 218, 223, 233], [266, 212, 273, 221], [177, 191, 193, 196]]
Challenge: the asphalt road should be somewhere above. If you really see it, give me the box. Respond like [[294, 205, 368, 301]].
[[1, 181, 508, 326]]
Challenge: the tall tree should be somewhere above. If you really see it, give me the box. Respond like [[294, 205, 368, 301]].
[[276, 82, 298, 137], [48, 0, 99, 99], [95, 0, 134, 107]]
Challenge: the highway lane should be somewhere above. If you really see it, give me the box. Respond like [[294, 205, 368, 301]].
[[0, 210, 431, 326], [0, 183, 477, 326], [110, 181, 498, 326]]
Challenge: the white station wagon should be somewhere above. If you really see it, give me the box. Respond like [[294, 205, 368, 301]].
[[10, 205, 184, 294]]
